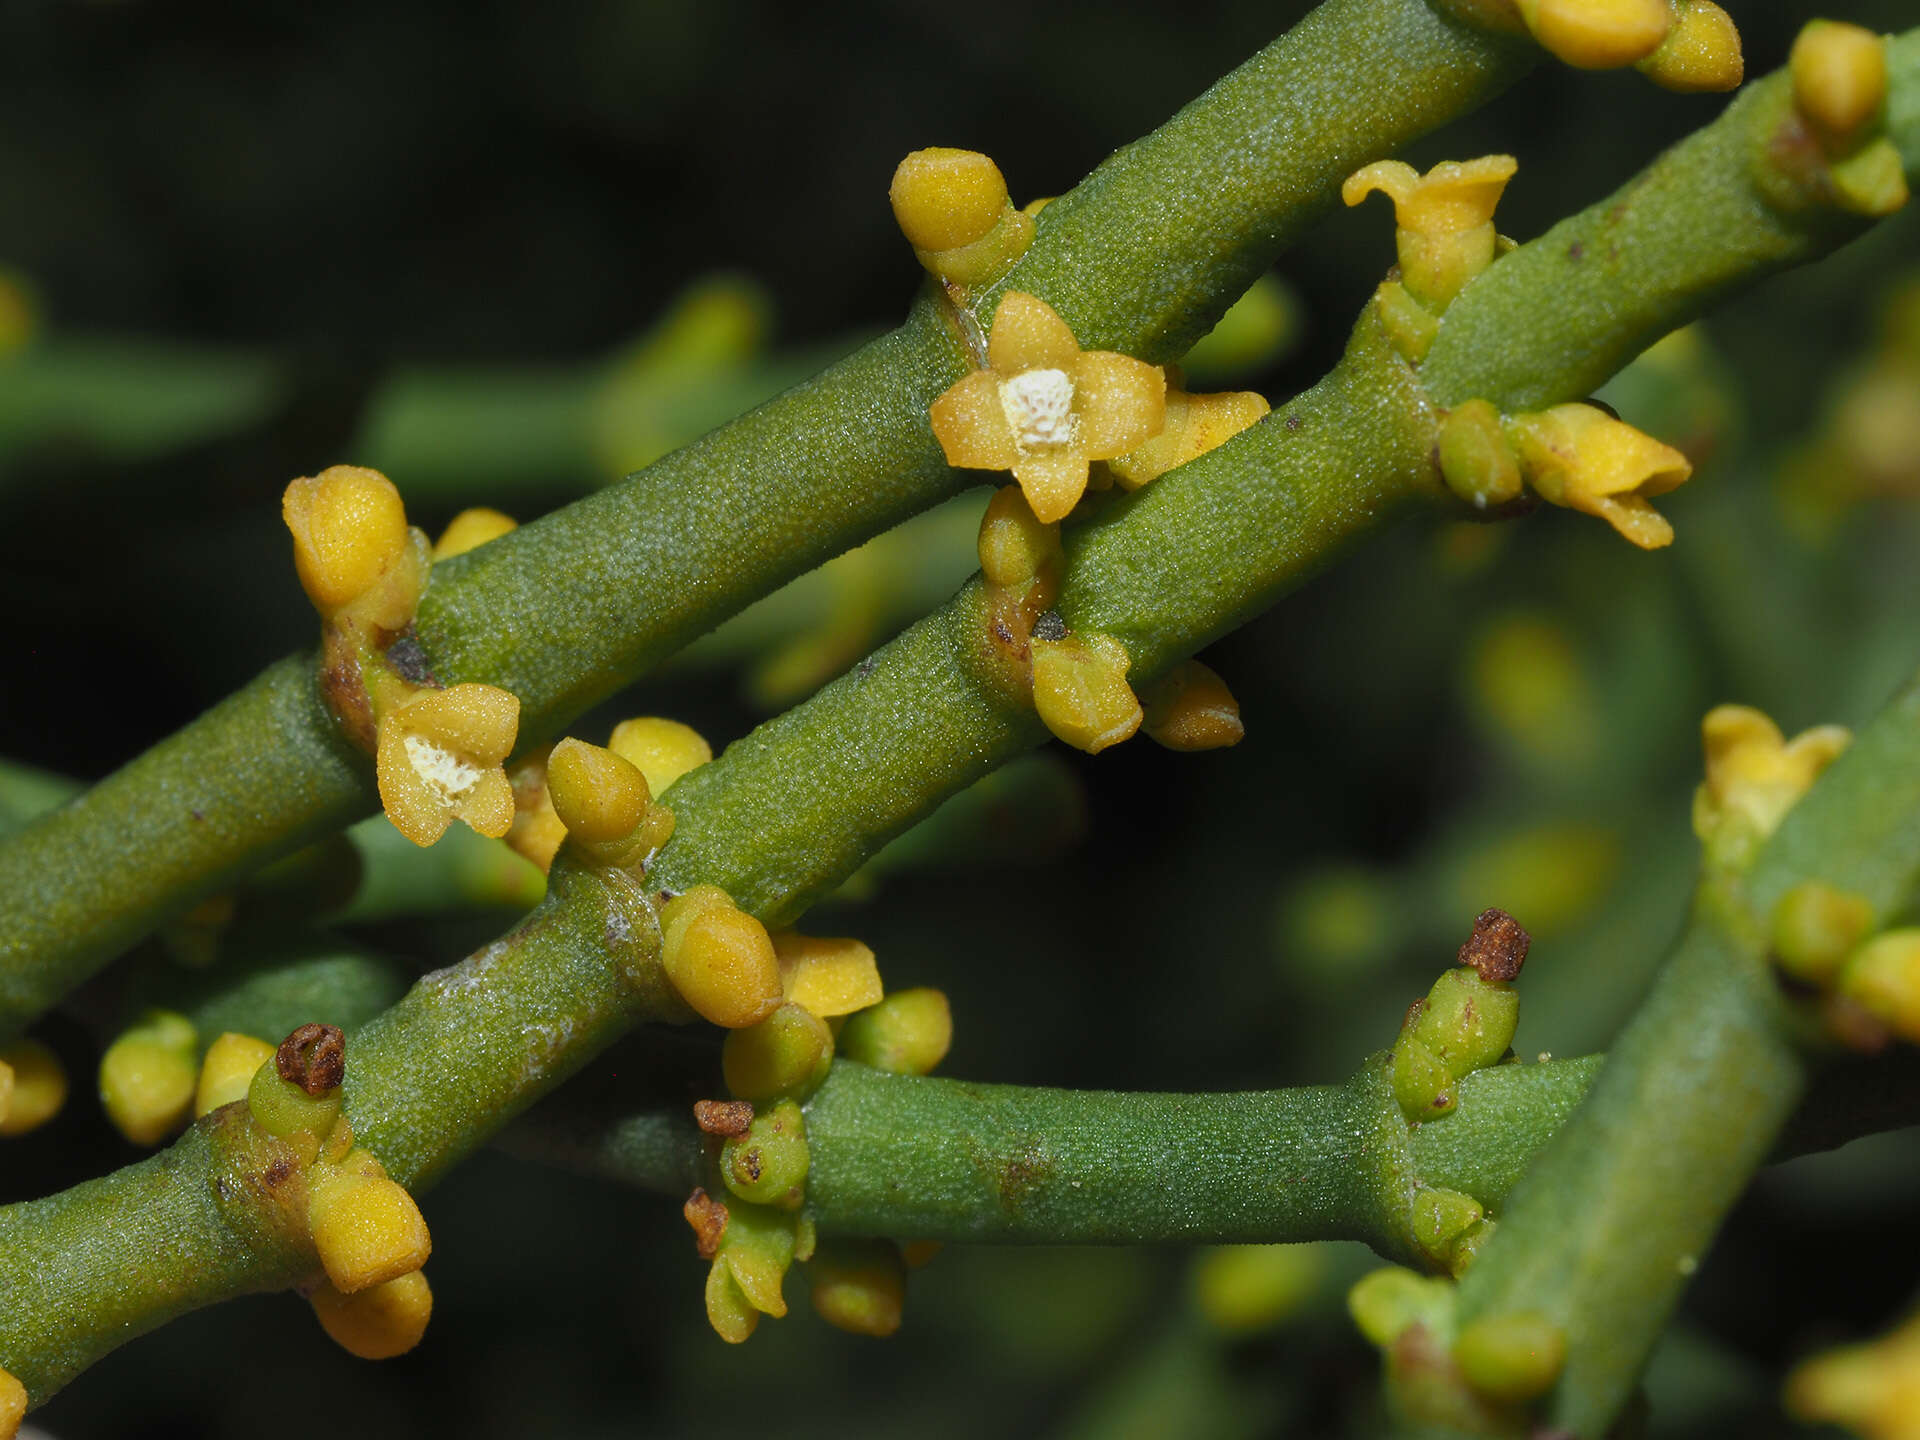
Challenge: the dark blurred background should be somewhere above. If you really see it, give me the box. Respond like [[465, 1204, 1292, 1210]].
[[3, 1, 1918, 1436]]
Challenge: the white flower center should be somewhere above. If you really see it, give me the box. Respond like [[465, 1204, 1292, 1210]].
[[999, 368, 1078, 450], [405, 733, 483, 800]]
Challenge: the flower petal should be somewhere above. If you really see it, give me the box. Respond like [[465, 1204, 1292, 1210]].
[[458, 770, 517, 839], [1012, 450, 1091, 524], [1072, 353, 1167, 458], [930, 369, 1017, 470], [376, 718, 455, 847], [988, 291, 1080, 373]]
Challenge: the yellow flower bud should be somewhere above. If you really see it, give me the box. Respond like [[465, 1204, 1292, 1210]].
[[308, 1148, 433, 1295], [0, 1038, 67, 1137], [194, 1032, 277, 1117], [1636, 1, 1742, 93], [1106, 385, 1269, 490], [1191, 1244, 1326, 1336], [1786, 1307, 1920, 1440], [930, 291, 1166, 523], [1771, 882, 1875, 988], [1838, 930, 1920, 1044], [976, 485, 1062, 590], [1031, 630, 1142, 754], [809, 1240, 906, 1338], [1693, 705, 1850, 867], [505, 751, 569, 874], [607, 716, 713, 796], [310, 1270, 433, 1360], [773, 931, 884, 1018], [1517, 0, 1671, 69], [839, 988, 953, 1076], [0, 1366, 23, 1438], [1140, 660, 1244, 751], [1455, 1311, 1567, 1403], [1343, 156, 1517, 311], [1792, 21, 1888, 146], [282, 465, 411, 615], [546, 737, 654, 864], [660, 889, 784, 1029], [1507, 402, 1691, 549], [375, 683, 520, 847], [99, 1010, 198, 1146], [889, 148, 1035, 287], [431, 506, 517, 561]]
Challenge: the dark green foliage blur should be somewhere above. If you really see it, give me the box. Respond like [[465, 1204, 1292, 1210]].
[[2, 1, 1917, 1436]]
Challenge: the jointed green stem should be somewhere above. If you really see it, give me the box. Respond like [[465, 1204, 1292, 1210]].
[[0, 0, 1532, 1037]]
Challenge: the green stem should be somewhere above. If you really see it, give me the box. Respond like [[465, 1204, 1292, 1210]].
[[0, 0, 1531, 1031], [1454, 665, 1920, 1438]]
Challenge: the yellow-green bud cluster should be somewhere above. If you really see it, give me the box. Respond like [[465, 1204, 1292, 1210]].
[[687, 925, 954, 1343], [235, 1025, 436, 1361], [1768, 881, 1920, 1053], [1787, 21, 1909, 218]]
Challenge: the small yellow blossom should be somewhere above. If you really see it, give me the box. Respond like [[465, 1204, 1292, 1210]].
[[0, 1038, 67, 1137], [431, 506, 517, 561], [0, 1366, 24, 1438], [1507, 403, 1692, 548], [773, 931, 884, 1018], [1787, 1307, 1920, 1440], [890, 147, 1035, 287], [375, 683, 520, 847], [1693, 704, 1850, 868], [1343, 156, 1517, 312], [547, 738, 654, 853], [930, 291, 1166, 523], [1106, 380, 1269, 490], [1140, 660, 1245, 751], [193, 1032, 277, 1117], [310, 1270, 434, 1360], [283, 466, 426, 626], [1030, 629, 1143, 753]]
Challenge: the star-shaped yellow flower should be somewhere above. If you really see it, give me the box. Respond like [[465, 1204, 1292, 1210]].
[[930, 291, 1165, 523], [1509, 402, 1693, 549], [376, 683, 520, 846], [1788, 1308, 1920, 1440], [1692, 703, 1850, 868]]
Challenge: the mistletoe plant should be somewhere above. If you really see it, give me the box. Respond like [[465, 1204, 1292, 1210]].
[[2, 2, 1919, 1436]]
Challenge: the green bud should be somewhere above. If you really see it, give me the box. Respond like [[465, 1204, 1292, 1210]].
[[839, 988, 953, 1076], [1438, 400, 1524, 510], [722, 1003, 834, 1101], [717, 1198, 798, 1317], [1375, 280, 1440, 363], [1772, 881, 1874, 987], [1191, 1244, 1326, 1336], [1410, 1188, 1485, 1270], [1413, 969, 1518, 1076], [720, 1100, 810, 1208], [1830, 137, 1910, 218], [1347, 1266, 1456, 1350], [1392, 1034, 1457, 1122], [1448, 1218, 1496, 1277], [98, 1009, 200, 1147], [1454, 1311, 1567, 1403], [704, 1256, 760, 1343], [247, 1061, 342, 1140], [809, 1239, 906, 1338]]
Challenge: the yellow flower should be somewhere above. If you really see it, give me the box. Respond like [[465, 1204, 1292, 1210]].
[[1693, 704, 1850, 868], [1106, 379, 1269, 491], [1343, 156, 1517, 312], [1787, 1307, 1920, 1440], [930, 291, 1165, 523], [375, 683, 520, 847], [1507, 403, 1692, 549], [282, 465, 426, 627]]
